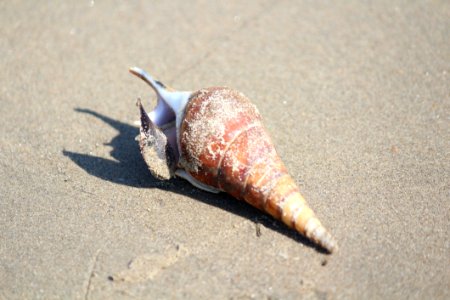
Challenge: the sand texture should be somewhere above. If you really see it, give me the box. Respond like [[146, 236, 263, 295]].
[[1, 1, 449, 299]]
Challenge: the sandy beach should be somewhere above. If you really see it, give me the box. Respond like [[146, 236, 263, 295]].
[[1, 1, 449, 299]]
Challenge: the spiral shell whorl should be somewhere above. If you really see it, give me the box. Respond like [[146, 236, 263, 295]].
[[180, 88, 337, 253], [129, 67, 337, 253], [180, 87, 261, 186]]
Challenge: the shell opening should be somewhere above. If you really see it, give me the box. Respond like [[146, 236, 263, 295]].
[[147, 96, 178, 161], [130, 67, 192, 165]]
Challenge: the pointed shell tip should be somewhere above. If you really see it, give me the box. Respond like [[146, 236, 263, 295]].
[[322, 236, 338, 254], [129, 67, 144, 77]]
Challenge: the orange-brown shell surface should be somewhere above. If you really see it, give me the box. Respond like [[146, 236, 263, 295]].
[[130, 67, 337, 253], [179, 87, 293, 210], [181, 87, 267, 191], [179, 87, 337, 253]]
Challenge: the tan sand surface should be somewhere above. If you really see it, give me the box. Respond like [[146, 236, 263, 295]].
[[1, 1, 449, 299]]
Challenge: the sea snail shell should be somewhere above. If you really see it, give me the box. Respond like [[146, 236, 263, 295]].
[[130, 67, 338, 253]]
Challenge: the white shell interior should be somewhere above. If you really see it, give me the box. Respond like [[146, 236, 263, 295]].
[[130, 67, 192, 161]]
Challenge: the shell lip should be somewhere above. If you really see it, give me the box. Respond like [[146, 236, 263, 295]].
[[130, 67, 192, 174], [135, 98, 176, 179]]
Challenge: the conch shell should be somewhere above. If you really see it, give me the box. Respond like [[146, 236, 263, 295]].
[[130, 67, 337, 253]]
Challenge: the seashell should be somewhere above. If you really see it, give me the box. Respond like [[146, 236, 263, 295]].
[[130, 67, 337, 253]]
